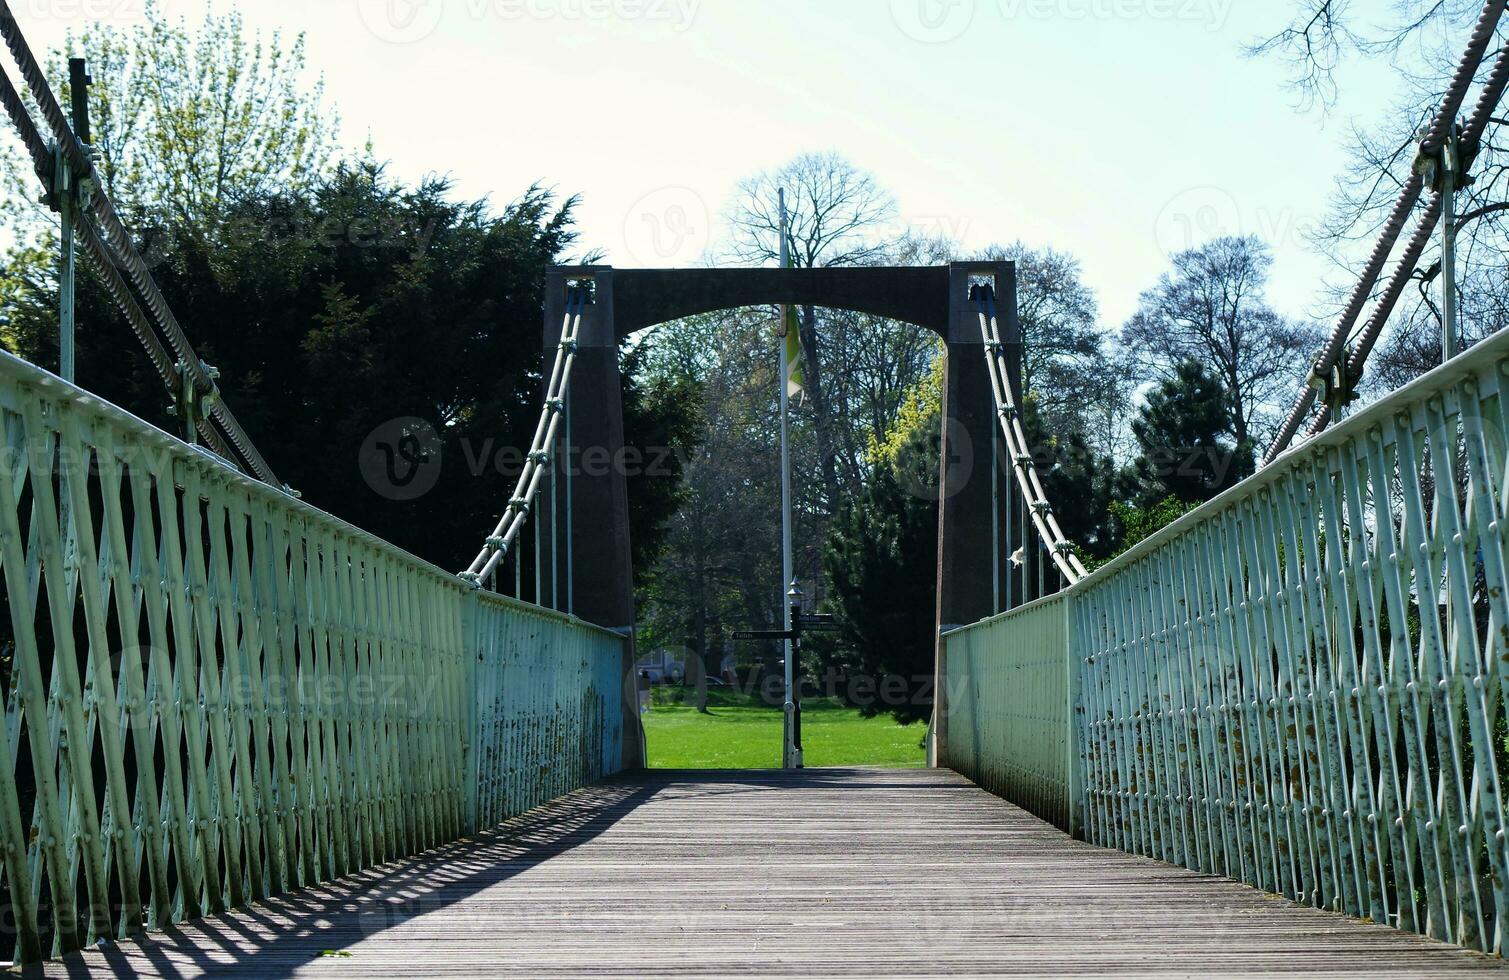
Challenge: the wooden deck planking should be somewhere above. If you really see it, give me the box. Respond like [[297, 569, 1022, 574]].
[[29, 768, 1509, 978]]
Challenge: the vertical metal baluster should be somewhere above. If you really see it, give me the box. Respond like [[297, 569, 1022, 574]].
[[1420, 395, 1497, 948], [1188, 521, 1241, 880], [1307, 450, 1391, 923], [1281, 464, 1360, 913]]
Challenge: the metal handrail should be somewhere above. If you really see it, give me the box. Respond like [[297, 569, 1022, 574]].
[[943, 319, 1509, 955]]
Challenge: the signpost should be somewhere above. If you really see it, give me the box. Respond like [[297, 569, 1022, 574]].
[[732, 583, 839, 769]]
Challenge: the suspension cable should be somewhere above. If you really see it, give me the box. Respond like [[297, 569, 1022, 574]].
[[461, 289, 586, 586], [0, 2, 279, 485], [1300, 32, 1509, 442], [1263, 0, 1508, 464], [978, 297, 1087, 585]]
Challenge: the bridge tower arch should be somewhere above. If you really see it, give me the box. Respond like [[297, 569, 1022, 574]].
[[543, 262, 1022, 762]]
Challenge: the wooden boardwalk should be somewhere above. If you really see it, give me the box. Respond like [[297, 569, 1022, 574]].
[[30, 768, 1509, 978]]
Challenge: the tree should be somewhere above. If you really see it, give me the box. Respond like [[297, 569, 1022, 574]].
[[4, 162, 694, 574], [819, 360, 1121, 722], [820, 397, 940, 726], [2, 0, 338, 372], [727, 151, 897, 269], [635, 309, 792, 695], [976, 242, 1106, 431], [725, 152, 901, 516], [1022, 398, 1119, 564], [1122, 236, 1319, 447], [89, 1, 332, 222], [1123, 360, 1254, 508]]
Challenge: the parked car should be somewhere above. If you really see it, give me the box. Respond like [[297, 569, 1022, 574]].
[[634, 651, 684, 685]]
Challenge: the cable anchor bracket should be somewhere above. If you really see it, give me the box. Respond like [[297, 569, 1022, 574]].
[[1310, 351, 1363, 415]]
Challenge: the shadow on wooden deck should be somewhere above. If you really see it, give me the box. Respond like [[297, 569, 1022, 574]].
[[24, 768, 1509, 978]]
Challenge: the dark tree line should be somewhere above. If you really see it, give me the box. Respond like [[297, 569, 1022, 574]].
[[0, 10, 695, 576]]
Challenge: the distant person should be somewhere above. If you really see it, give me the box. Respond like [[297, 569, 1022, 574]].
[[638, 670, 652, 715]]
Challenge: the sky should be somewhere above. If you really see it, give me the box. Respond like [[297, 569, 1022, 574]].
[[9, 0, 1419, 328]]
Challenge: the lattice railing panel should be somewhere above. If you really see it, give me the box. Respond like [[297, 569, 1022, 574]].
[[0, 351, 626, 964], [942, 329, 1509, 957], [469, 592, 625, 829], [1075, 332, 1509, 953]]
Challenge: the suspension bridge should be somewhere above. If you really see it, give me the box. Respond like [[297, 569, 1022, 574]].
[[2, 0, 1509, 976]]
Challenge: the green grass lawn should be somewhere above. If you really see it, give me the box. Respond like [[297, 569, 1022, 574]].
[[642, 689, 927, 769]]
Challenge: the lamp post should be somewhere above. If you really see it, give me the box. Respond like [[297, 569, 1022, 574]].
[[785, 578, 804, 770]]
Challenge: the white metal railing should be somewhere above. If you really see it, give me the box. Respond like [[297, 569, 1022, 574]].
[[943, 323, 1509, 956], [0, 350, 625, 964]]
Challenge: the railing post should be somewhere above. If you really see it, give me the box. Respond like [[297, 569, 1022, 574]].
[[1065, 591, 1083, 840], [462, 591, 481, 836]]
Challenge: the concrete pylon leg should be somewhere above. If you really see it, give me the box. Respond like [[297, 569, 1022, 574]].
[[545, 267, 643, 772], [933, 262, 1020, 765]]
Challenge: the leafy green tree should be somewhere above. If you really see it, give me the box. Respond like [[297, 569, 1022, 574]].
[[4, 1, 336, 227], [1122, 236, 1317, 448], [820, 406, 940, 726], [1106, 496, 1192, 558], [635, 310, 789, 690], [818, 349, 1123, 722], [4, 162, 693, 572], [1094, 360, 1252, 562], [1123, 360, 1254, 508], [0, 5, 694, 575], [621, 342, 703, 581]]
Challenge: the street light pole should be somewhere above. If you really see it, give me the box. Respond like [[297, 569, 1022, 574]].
[[777, 191, 798, 770], [785, 578, 804, 769]]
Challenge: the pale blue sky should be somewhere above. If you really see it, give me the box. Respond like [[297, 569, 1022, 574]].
[[17, 0, 1417, 327]]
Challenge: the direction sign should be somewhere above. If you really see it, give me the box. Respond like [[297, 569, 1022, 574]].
[[732, 629, 793, 642]]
